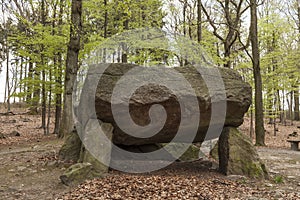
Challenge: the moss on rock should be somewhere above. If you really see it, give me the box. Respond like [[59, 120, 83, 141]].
[[210, 127, 268, 179], [60, 163, 103, 186]]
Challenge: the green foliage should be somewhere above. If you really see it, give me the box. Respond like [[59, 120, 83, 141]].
[[81, 0, 165, 62], [273, 175, 284, 184]]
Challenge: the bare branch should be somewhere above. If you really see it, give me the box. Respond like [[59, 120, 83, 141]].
[[201, 2, 225, 42]]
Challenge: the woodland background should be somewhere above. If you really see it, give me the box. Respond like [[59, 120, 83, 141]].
[[0, 0, 299, 144]]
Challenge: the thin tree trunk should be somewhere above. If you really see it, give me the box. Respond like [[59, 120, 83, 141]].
[[295, 0, 300, 121], [250, 0, 265, 146], [31, 64, 41, 114], [26, 60, 34, 102], [5, 43, 10, 112], [59, 0, 82, 138], [54, 0, 64, 135], [277, 89, 282, 123], [121, 18, 129, 63], [47, 67, 52, 135], [250, 105, 254, 140], [103, 0, 108, 63], [183, 0, 187, 36], [290, 91, 294, 125], [19, 57, 24, 102], [197, 0, 202, 43], [294, 88, 299, 121], [41, 0, 47, 134]]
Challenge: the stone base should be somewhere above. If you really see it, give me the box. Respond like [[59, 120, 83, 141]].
[[211, 127, 268, 179]]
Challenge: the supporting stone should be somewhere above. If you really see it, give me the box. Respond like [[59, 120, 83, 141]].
[[211, 127, 268, 179], [218, 127, 230, 175], [59, 129, 82, 162], [60, 120, 114, 186]]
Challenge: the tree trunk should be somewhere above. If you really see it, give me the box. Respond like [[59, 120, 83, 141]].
[[26, 60, 34, 102], [295, 88, 299, 121], [59, 0, 82, 138], [102, 0, 108, 63], [250, 0, 265, 146], [121, 18, 129, 63], [197, 0, 202, 43], [290, 91, 294, 125], [19, 57, 24, 102], [250, 105, 254, 139], [54, 0, 64, 135], [41, 0, 47, 134], [295, 0, 300, 121], [5, 42, 10, 112], [30, 65, 40, 114]]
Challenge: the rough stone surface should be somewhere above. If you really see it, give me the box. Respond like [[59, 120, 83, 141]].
[[210, 127, 268, 178], [59, 130, 82, 162], [160, 143, 201, 161], [60, 163, 102, 186], [82, 63, 252, 145], [79, 120, 113, 174]]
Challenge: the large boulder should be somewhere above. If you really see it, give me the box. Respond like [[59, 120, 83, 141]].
[[210, 127, 268, 179], [83, 63, 251, 145]]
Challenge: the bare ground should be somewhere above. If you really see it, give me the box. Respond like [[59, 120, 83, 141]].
[[0, 106, 299, 199]]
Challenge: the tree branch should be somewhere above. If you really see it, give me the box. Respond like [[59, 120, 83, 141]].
[[201, 2, 225, 42]]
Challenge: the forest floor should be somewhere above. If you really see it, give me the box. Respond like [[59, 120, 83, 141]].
[[0, 105, 299, 199]]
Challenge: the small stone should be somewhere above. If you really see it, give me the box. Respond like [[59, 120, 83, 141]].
[[9, 131, 21, 137], [265, 183, 273, 187], [22, 118, 31, 122], [287, 176, 296, 179], [227, 175, 247, 181], [0, 133, 6, 139], [17, 166, 26, 171], [274, 190, 283, 198], [8, 169, 15, 172], [47, 161, 58, 167], [269, 170, 280, 174]]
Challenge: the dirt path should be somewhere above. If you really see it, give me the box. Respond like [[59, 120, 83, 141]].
[[0, 138, 299, 199], [257, 147, 300, 195], [0, 107, 299, 199], [0, 139, 71, 200]]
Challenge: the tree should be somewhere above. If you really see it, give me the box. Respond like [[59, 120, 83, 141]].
[[197, 0, 202, 43], [59, 0, 83, 138], [201, 0, 250, 68], [250, 0, 265, 146], [294, 0, 300, 121]]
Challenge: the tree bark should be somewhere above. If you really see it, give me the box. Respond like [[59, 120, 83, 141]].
[[41, 0, 47, 134], [59, 0, 82, 138], [250, 0, 265, 146], [197, 0, 202, 43], [294, 0, 300, 121], [54, 0, 64, 135], [295, 88, 299, 121]]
